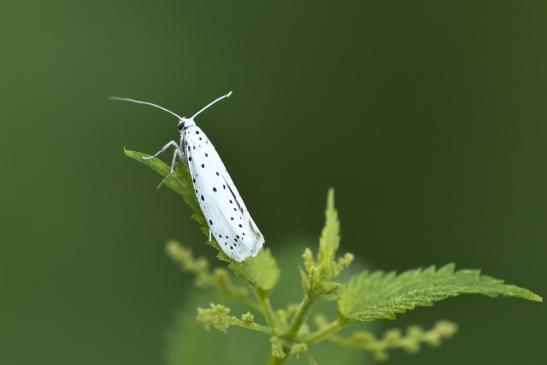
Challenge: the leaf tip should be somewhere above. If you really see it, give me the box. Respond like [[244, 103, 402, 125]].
[[527, 292, 543, 302], [327, 188, 335, 208]]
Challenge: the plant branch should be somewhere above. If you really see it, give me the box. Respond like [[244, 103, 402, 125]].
[[327, 321, 458, 361], [235, 320, 271, 335], [255, 288, 279, 335], [301, 317, 347, 345], [283, 294, 314, 340]]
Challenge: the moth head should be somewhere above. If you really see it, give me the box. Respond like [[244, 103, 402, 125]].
[[179, 118, 195, 131]]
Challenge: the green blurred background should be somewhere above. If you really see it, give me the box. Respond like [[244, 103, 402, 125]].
[[1, 1, 545, 364]]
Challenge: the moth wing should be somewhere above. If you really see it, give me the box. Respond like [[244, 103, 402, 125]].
[[216, 150, 264, 248], [220, 170, 265, 256], [184, 128, 262, 261]]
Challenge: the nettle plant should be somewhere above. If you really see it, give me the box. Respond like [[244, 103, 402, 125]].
[[126, 149, 541, 365]]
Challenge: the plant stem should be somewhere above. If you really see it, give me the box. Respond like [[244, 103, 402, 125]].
[[255, 288, 278, 334], [234, 320, 272, 335], [302, 317, 347, 345], [240, 295, 262, 312], [284, 294, 314, 340]]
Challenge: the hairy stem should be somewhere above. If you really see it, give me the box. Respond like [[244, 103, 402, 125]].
[[255, 288, 278, 335], [302, 317, 347, 345], [284, 294, 314, 340], [235, 321, 272, 335]]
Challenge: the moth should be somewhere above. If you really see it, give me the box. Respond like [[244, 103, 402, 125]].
[[111, 92, 264, 262]]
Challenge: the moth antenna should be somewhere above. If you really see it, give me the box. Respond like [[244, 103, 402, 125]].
[[109, 96, 183, 120], [191, 91, 233, 120]]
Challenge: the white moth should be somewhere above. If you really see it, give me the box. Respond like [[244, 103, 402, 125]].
[[111, 92, 264, 262]]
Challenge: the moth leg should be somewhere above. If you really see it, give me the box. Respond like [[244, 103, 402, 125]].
[[168, 147, 184, 174], [208, 230, 212, 242], [142, 140, 179, 160]]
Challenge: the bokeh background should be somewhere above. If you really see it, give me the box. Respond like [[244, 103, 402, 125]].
[[1, 1, 545, 364]]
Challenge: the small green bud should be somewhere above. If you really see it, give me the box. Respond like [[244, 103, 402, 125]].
[[197, 304, 232, 332], [289, 343, 308, 358], [270, 337, 286, 359], [303, 248, 315, 273], [241, 312, 254, 326]]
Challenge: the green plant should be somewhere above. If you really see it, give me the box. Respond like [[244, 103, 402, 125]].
[[125, 148, 542, 365]]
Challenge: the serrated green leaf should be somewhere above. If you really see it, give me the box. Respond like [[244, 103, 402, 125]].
[[228, 249, 280, 291], [338, 263, 542, 322], [317, 188, 340, 265]]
